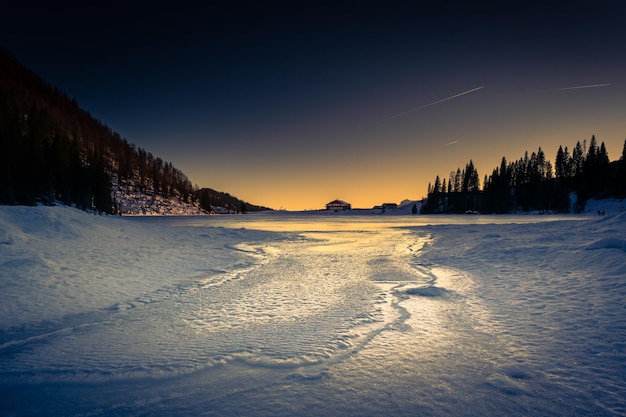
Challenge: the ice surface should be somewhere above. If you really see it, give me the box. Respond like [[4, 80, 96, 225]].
[[1, 205, 625, 416]]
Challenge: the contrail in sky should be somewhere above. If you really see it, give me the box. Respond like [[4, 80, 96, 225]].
[[444, 140, 461, 146], [548, 83, 612, 91], [379, 86, 484, 123]]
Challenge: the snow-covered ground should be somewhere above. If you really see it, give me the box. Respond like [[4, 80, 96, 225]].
[[0, 204, 625, 416]]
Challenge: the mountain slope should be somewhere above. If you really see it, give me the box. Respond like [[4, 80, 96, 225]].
[[0, 49, 268, 214], [196, 187, 272, 213]]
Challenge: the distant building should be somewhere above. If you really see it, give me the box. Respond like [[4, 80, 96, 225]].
[[374, 202, 398, 212], [326, 199, 351, 211]]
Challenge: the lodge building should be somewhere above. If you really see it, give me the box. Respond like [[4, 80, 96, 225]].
[[325, 199, 351, 211]]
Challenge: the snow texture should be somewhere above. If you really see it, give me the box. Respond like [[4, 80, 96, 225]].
[[0, 202, 625, 416]]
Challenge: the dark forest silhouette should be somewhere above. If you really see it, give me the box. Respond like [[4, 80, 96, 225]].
[[0, 50, 267, 214], [422, 137, 626, 214]]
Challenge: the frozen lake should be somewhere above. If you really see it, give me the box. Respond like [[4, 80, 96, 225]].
[[1, 208, 625, 416]]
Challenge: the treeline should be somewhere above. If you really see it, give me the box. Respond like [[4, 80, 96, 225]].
[[0, 49, 195, 213], [0, 97, 113, 211], [422, 136, 626, 214], [196, 188, 271, 213], [113, 140, 195, 204]]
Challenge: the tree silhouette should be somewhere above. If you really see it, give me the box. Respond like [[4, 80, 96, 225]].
[[424, 136, 617, 214], [0, 49, 204, 214]]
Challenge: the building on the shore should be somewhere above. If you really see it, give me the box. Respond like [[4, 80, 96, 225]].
[[373, 202, 398, 212], [325, 199, 351, 211]]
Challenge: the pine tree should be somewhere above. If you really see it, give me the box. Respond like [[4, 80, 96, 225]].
[[454, 168, 462, 193], [555, 146, 565, 178], [555, 145, 574, 179], [433, 176, 441, 194], [583, 135, 610, 195], [462, 160, 479, 192], [573, 141, 585, 177]]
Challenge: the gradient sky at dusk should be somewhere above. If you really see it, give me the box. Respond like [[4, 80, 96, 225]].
[[3, 2, 626, 210]]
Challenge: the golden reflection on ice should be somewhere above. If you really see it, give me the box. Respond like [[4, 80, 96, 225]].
[[162, 214, 519, 391]]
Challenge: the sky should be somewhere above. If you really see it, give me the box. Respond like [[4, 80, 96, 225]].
[[2, 2, 626, 210]]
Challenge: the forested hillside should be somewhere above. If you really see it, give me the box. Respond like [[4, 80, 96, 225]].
[[196, 188, 271, 213], [422, 137, 626, 214], [0, 50, 268, 214]]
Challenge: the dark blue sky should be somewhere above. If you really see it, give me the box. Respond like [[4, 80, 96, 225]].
[[3, 2, 626, 209]]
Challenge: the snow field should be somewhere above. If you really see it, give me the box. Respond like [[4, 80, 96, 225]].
[[0, 206, 277, 330], [414, 213, 626, 415], [1, 205, 625, 416]]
